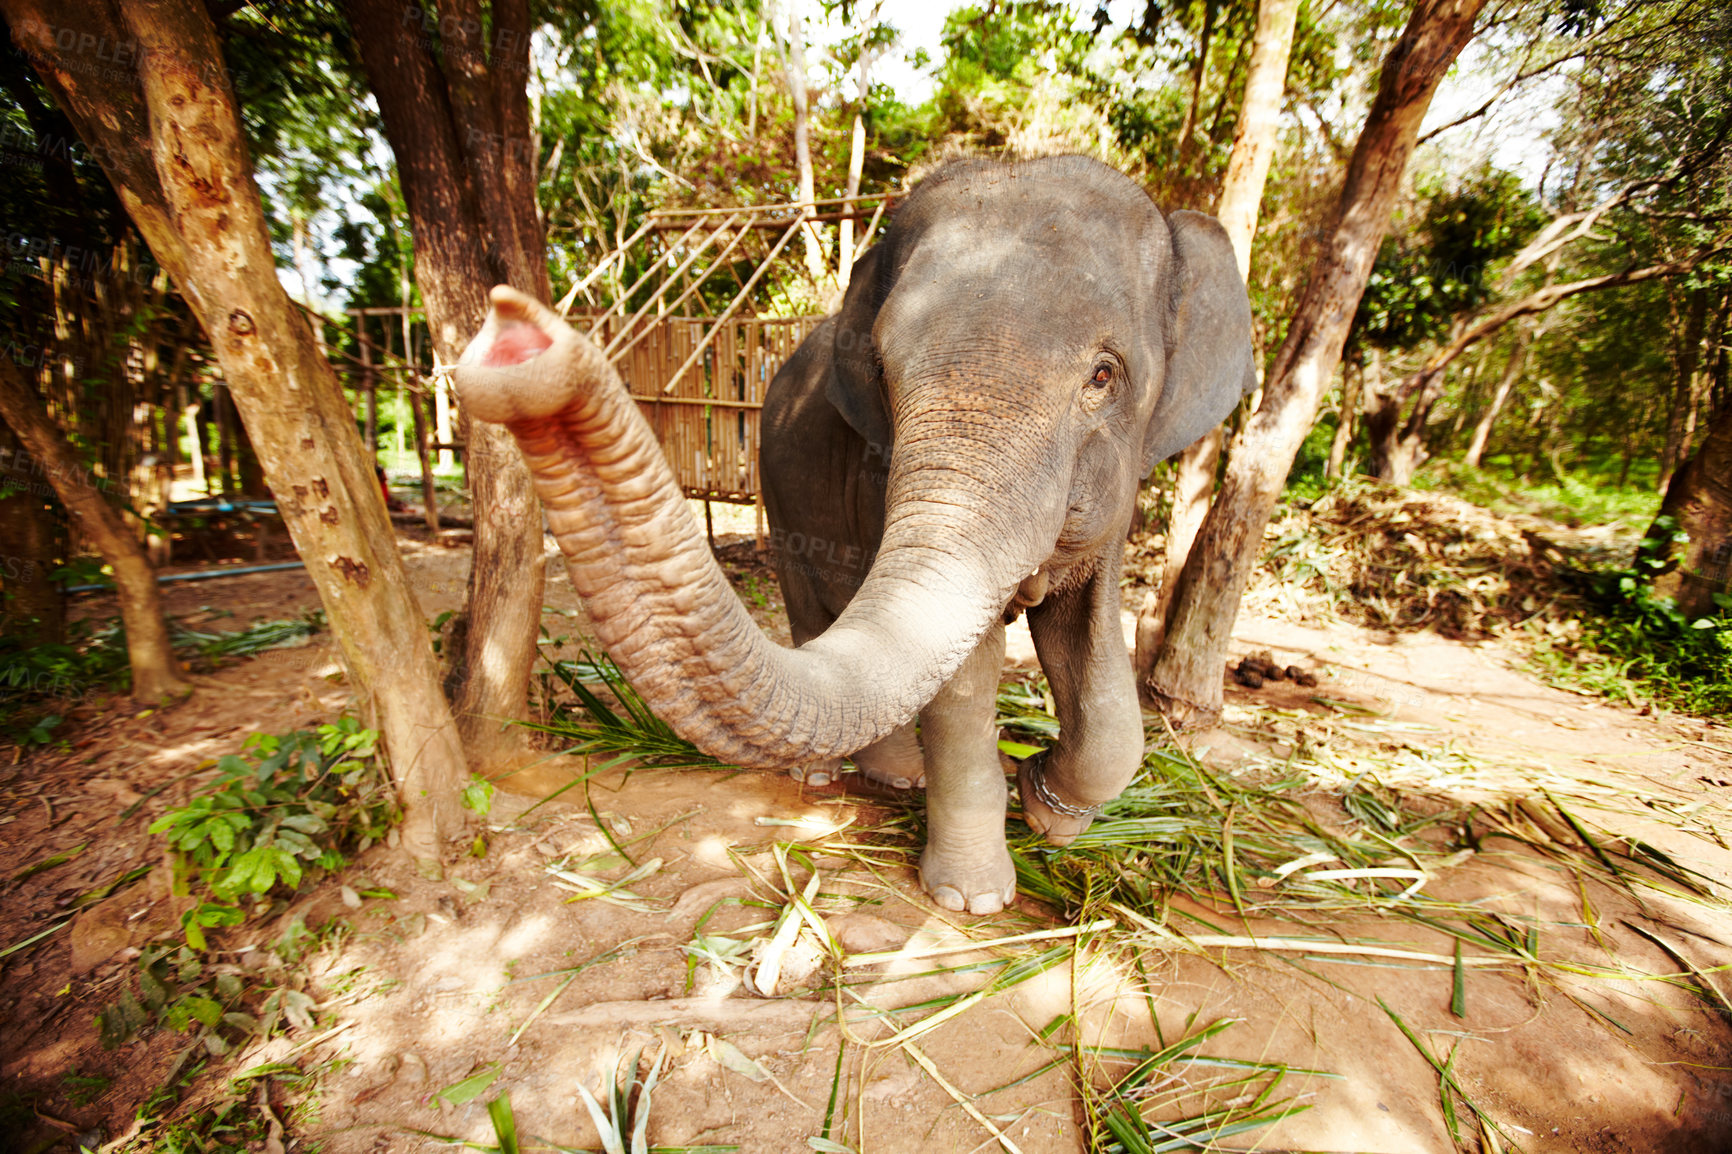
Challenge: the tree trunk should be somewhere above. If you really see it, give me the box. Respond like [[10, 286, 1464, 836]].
[[0, 419, 66, 645], [343, 0, 550, 778], [1146, 0, 1487, 728], [0, 357, 187, 701], [778, 0, 825, 286], [1213, 0, 1301, 274], [1661, 287, 1710, 488], [1133, 0, 1298, 686], [412, 380, 441, 533], [837, 9, 880, 289], [1326, 354, 1362, 478], [5, 0, 468, 861], [1177, 0, 1217, 154], [1464, 323, 1530, 468], [1134, 425, 1222, 677], [1650, 398, 1732, 621], [1378, 363, 1451, 485]]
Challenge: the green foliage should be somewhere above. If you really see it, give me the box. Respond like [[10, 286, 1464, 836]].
[[1421, 460, 1661, 533], [1354, 167, 1542, 352], [1535, 518, 1732, 716], [0, 613, 326, 747], [95, 943, 255, 1054], [148, 718, 396, 948]]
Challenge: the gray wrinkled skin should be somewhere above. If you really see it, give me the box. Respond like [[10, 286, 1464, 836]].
[[760, 156, 1257, 913]]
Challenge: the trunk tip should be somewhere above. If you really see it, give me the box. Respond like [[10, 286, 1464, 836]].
[[454, 285, 594, 424]]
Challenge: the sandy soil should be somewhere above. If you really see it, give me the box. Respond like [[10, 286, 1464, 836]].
[[2, 507, 1730, 1154]]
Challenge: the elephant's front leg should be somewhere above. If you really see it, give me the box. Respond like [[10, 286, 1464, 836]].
[[1019, 561, 1144, 845], [918, 621, 1016, 915]]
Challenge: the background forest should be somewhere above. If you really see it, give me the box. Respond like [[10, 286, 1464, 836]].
[[0, 1, 1730, 1151]]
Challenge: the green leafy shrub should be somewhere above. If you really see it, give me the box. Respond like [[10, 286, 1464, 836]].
[[149, 718, 397, 947], [0, 612, 324, 745], [1533, 517, 1732, 716]]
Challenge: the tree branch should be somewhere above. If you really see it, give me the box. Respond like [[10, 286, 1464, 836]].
[[1432, 256, 1712, 376]]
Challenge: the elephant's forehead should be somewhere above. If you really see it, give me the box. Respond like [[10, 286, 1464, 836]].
[[877, 219, 1131, 365]]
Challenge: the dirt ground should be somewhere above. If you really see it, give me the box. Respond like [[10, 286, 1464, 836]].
[[3, 499, 1731, 1154]]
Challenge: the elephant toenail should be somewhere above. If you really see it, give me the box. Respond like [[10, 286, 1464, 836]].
[[968, 893, 1004, 915], [932, 886, 966, 912]]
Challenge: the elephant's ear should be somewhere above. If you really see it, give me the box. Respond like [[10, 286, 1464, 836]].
[[1140, 210, 1258, 470], [824, 242, 892, 452]]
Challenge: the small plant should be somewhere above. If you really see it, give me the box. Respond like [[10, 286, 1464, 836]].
[[149, 717, 398, 947], [61, 1069, 112, 1106], [1535, 518, 1732, 716], [96, 944, 257, 1054]]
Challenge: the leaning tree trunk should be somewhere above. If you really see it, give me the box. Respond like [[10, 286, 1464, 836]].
[[1133, 0, 1300, 683], [1464, 323, 1531, 468], [1326, 354, 1364, 479], [0, 421, 65, 643], [1146, 0, 1487, 728], [4, 0, 468, 862], [344, 0, 549, 779], [0, 358, 188, 702], [1660, 286, 1710, 490], [1650, 398, 1732, 621]]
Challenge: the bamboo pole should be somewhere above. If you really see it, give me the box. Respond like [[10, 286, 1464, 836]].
[[662, 221, 802, 394], [584, 215, 711, 339], [607, 222, 755, 364], [556, 214, 658, 316], [603, 214, 746, 359]]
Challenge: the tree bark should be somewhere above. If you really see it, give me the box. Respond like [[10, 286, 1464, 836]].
[[1146, 0, 1487, 728], [1661, 286, 1709, 489], [343, 0, 548, 778], [0, 419, 66, 645], [0, 357, 188, 701], [1134, 425, 1221, 677], [1133, 0, 1297, 686], [4, 0, 467, 860], [837, 7, 881, 290], [1177, 0, 1217, 155], [778, 0, 825, 285], [1650, 397, 1732, 621], [1214, 0, 1301, 276], [1463, 323, 1530, 468], [1326, 354, 1363, 478]]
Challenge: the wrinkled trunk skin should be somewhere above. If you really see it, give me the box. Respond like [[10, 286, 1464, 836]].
[[456, 289, 1032, 766]]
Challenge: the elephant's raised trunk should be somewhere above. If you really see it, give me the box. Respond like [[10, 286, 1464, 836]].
[[454, 286, 1033, 767]]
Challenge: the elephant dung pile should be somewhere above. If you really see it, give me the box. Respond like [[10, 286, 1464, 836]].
[[1245, 481, 1571, 639]]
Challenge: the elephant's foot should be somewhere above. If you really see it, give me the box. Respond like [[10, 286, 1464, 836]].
[[789, 756, 843, 787], [919, 842, 1016, 915], [852, 725, 926, 790], [1017, 757, 1104, 846]]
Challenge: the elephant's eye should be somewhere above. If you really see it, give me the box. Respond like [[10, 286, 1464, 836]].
[[1089, 364, 1113, 386]]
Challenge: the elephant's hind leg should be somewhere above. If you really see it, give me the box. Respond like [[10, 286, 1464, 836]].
[[918, 622, 1015, 915], [852, 721, 925, 789]]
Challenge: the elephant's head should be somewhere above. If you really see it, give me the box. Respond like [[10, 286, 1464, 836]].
[[453, 156, 1253, 769], [825, 156, 1257, 606]]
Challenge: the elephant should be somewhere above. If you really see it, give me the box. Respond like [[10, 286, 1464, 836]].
[[453, 155, 1256, 915]]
